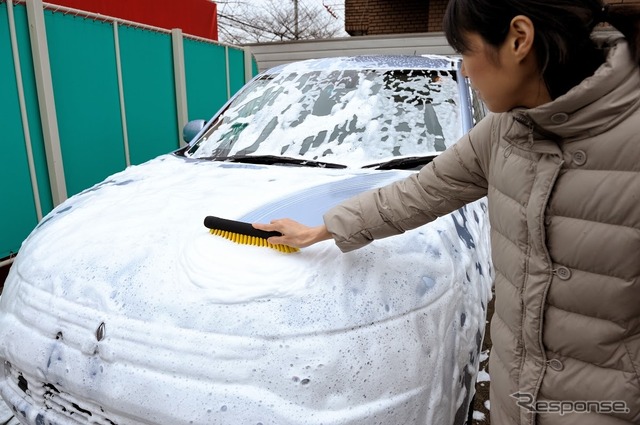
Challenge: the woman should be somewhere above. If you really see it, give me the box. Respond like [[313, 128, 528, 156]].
[[255, 1, 640, 423]]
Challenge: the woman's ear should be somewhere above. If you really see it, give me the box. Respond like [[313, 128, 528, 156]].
[[508, 15, 535, 62]]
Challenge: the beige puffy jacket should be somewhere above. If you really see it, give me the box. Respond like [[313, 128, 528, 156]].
[[323, 35, 640, 425]]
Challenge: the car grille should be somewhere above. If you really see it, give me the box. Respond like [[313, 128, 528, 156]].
[[4, 361, 118, 425]]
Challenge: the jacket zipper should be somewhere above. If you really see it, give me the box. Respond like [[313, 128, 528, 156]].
[[513, 113, 535, 148], [514, 111, 546, 425]]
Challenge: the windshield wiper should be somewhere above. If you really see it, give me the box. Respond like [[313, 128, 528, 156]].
[[212, 154, 347, 169], [363, 155, 438, 171]]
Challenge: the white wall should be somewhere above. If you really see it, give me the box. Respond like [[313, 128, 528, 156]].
[[243, 32, 455, 72]]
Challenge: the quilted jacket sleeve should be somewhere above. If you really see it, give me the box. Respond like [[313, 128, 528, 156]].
[[323, 114, 495, 252]]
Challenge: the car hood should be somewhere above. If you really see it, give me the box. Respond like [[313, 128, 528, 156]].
[[0, 154, 493, 425], [4, 154, 490, 338]]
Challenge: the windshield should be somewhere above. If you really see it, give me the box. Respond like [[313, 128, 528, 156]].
[[186, 66, 464, 167]]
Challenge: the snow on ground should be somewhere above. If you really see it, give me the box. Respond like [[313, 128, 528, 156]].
[[476, 369, 491, 383], [472, 410, 486, 421]]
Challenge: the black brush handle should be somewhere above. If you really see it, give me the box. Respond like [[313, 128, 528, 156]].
[[204, 216, 282, 239]]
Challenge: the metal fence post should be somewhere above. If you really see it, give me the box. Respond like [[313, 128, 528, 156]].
[[7, 0, 43, 220], [113, 21, 131, 167], [243, 46, 253, 83], [225, 45, 231, 99], [171, 28, 188, 147], [25, 0, 67, 206]]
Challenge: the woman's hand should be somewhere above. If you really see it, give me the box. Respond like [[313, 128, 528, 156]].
[[253, 219, 331, 248]]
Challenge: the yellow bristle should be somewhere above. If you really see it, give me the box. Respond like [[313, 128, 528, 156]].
[[208, 229, 299, 253]]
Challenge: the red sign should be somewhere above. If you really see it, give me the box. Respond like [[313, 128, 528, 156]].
[[47, 0, 218, 40]]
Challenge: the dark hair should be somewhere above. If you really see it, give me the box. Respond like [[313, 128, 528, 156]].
[[443, 0, 640, 99]]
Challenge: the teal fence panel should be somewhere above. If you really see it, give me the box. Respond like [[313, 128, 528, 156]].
[[252, 57, 259, 78], [45, 11, 126, 197], [227, 47, 246, 96], [0, 2, 39, 258], [184, 39, 229, 122], [119, 26, 178, 165], [2, 2, 258, 260]]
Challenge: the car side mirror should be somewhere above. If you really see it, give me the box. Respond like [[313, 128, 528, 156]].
[[183, 120, 206, 143]]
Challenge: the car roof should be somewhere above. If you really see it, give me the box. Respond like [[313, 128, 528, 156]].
[[263, 54, 461, 75]]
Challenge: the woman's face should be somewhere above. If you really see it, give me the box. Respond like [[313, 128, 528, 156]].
[[459, 31, 549, 112]]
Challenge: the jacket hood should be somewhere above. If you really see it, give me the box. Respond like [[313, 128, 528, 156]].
[[512, 35, 640, 143]]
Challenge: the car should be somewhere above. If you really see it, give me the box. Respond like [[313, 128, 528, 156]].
[[0, 55, 492, 425]]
